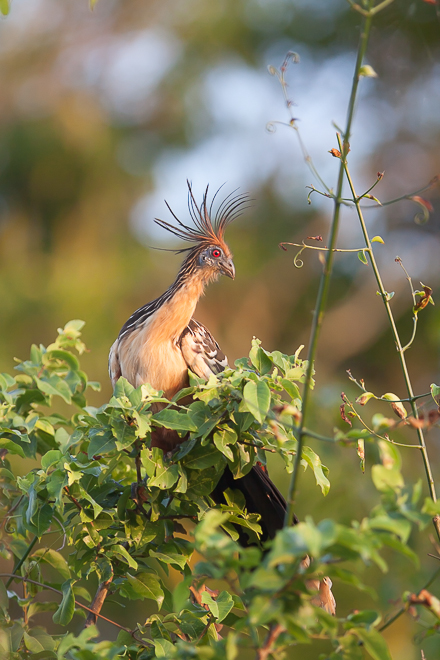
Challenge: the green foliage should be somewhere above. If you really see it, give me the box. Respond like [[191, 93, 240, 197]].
[[0, 323, 436, 659]]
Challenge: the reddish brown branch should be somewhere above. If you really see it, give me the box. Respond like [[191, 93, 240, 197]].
[[0, 573, 127, 633], [84, 577, 114, 628], [256, 623, 284, 660]]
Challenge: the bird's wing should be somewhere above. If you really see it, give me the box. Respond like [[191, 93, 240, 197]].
[[108, 339, 122, 388], [179, 319, 228, 379]]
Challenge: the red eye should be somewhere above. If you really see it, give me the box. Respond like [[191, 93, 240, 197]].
[[212, 249, 221, 258]]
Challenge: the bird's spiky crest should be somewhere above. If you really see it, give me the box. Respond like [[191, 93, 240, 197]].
[[154, 181, 249, 252]]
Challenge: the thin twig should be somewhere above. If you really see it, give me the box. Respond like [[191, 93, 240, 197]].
[[338, 134, 440, 540], [0, 573, 136, 636]]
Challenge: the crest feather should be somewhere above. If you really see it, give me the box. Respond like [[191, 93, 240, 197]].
[[154, 180, 250, 248]]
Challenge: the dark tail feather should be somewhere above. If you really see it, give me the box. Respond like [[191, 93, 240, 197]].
[[211, 464, 298, 545]]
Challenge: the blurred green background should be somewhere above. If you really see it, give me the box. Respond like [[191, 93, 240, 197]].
[[0, 0, 440, 656]]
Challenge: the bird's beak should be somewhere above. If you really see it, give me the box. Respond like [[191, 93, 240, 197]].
[[219, 258, 235, 280]]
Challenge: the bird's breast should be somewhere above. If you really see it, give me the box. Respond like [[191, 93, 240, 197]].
[[118, 322, 189, 399], [115, 284, 204, 398]]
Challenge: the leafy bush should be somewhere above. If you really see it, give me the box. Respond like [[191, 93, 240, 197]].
[[1, 321, 439, 659]]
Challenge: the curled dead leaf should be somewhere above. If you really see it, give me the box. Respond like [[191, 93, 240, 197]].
[[382, 393, 408, 419], [329, 148, 341, 158], [408, 589, 440, 618], [340, 403, 352, 426]]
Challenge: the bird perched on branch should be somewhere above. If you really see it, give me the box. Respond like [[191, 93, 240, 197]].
[[109, 182, 289, 541], [108, 183, 335, 614]]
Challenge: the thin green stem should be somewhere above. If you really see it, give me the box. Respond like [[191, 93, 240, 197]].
[[372, 178, 438, 207], [343, 395, 423, 449], [396, 257, 418, 353], [6, 536, 38, 588], [280, 241, 372, 254], [275, 56, 332, 195], [379, 566, 440, 633], [402, 318, 418, 353], [356, 173, 383, 201], [339, 136, 440, 539], [284, 6, 374, 527], [370, 0, 396, 14]]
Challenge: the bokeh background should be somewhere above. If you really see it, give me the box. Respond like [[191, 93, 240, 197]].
[[0, 0, 440, 657]]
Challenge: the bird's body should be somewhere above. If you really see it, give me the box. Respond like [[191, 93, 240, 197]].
[[108, 182, 335, 613]]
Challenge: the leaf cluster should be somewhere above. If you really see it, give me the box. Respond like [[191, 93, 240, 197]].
[[0, 324, 437, 659]]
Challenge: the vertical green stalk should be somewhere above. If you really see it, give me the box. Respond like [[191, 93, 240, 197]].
[[339, 139, 440, 539], [6, 535, 38, 588], [284, 4, 374, 527]]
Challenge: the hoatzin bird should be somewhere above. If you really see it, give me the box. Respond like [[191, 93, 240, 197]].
[[109, 183, 335, 613]]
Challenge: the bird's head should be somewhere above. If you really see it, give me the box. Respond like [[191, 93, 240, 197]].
[[154, 181, 249, 284], [197, 243, 235, 280]]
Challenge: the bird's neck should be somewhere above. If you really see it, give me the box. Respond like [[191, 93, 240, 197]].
[[154, 270, 207, 342]]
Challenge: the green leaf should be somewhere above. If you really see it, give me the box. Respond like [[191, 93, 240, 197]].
[[32, 549, 70, 580], [125, 573, 164, 609], [216, 591, 235, 622], [201, 590, 219, 618], [0, 0, 10, 16], [249, 339, 273, 375], [35, 376, 72, 404], [173, 577, 191, 613], [359, 64, 378, 78], [78, 488, 103, 519], [347, 610, 381, 628], [188, 401, 222, 439], [355, 392, 376, 406], [280, 378, 301, 402], [41, 450, 62, 470], [184, 443, 226, 470], [111, 417, 137, 450], [113, 377, 135, 400], [46, 349, 80, 371], [358, 250, 368, 265], [430, 383, 440, 405], [371, 235, 385, 244], [354, 628, 392, 660], [242, 380, 271, 423], [110, 544, 138, 569], [153, 638, 176, 657], [380, 534, 419, 566], [153, 408, 197, 432], [149, 542, 192, 570], [23, 632, 45, 653], [301, 446, 330, 495], [0, 372, 15, 389], [213, 427, 237, 461], [0, 438, 25, 458], [88, 430, 116, 458], [53, 580, 75, 625], [371, 465, 404, 492], [178, 610, 209, 638], [368, 515, 411, 543], [32, 504, 53, 537], [148, 464, 180, 489]]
